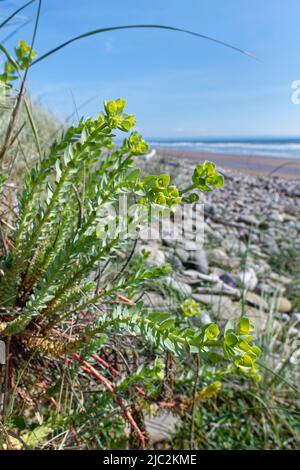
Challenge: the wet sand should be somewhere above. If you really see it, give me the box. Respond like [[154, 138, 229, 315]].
[[156, 148, 300, 179]]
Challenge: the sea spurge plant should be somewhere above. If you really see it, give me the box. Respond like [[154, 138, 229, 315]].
[[192, 161, 224, 191], [139, 173, 182, 209], [164, 315, 260, 381], [15, 39, 37, 70], [0, 39, 36, 88], [181, 160, 224, 203], [223, 317, 261, 381], [196, 381, 222, 402], [121, 131, 149, 155], [204, 323, 220, 341], [0, 99, 225, 339], [104, 98, 136, 131], [181, 299, 202, 317], [0, 92, 259, 449], [0, 98, 260, 386]]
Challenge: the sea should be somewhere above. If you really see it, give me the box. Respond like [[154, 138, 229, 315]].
[[148, 137, 300, 159]]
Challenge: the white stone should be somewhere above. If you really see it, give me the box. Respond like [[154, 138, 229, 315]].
[[164, 277, 192, 297], [145, 412, 179, 444], [239, 267, 258, 291]]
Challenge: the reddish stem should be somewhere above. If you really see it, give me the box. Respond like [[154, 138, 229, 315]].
[[50, 397, 62, 413], [92, 353, 176, 408], [73, 353, 145, 449]]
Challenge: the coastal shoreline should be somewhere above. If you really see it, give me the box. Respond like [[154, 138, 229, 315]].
[[155, 147, 300, 179]]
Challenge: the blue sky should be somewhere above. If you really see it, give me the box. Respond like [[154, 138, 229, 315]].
[[1, 0, 300, 137]]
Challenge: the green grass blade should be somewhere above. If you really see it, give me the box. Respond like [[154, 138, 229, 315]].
[[257, 361, 299, 393], [23, 98, 43, 159], [31, 24, 256, 66], [0, 0, 36, 30], [0, 43, 19, 68]]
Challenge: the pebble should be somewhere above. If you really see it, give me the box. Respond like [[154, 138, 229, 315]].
[[291, 313, 300, 323], [192, 294, 233, 319], [207, 248, 239, 270], [145, 412, 179, 444], [143, 292, 170, 308], [238, 267, 258, 291], [175, 246, 189, 263], [184, 249, 209, 274], [219, 272, 238, 289], [164, 277, 192, 297], [237, 214, 258, 226], [200, 312, 213, 325], [245, 292, 269, 311], [276, 297, 292, 313]]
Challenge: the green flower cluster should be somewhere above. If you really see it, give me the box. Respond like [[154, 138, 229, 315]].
[[121, 131, 149, 155], [189, 317, 260, 380], [204, 323, 220, 340], [223, 317, 261, 381], [104, 98, 136, 131], [181, 299, 202, 317], [140, 173, 182, 208], [196, 381, 222, 401], [0, 40, 37, 87], [15, 39, 37, 69], [192, 160, 224, 192]]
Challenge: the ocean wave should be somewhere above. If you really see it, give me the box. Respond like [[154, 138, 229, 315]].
[[149, 140, 300, 159]]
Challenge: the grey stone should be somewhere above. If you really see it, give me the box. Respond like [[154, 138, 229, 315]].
[[237, 214, 258, 226], [223, 235, 247, 255], [245, 292, 269, 311], [192, 293, 233, 320], [182, 240, 198, 251], [143, 292, 170, 309], [164, 277, 192, 297], [195, 285, 240, 299], [175, 246, 189, 263], [291, 313, 300, 323], [145, 412, 179, 444], [256, 282, 274, 295], [166, 254, 183, 271], [184, 249, 209, 274], [207, 248, 239, 270], [269, 273, 292, 285], [182, 269, 202, 280], [219, 272, 238, 289], [280, 313, 290, 322], [183, 270, 220, 284], [238, 267, 258, 291], [270, 212, 284, 223], [204, 203, 216, 219], [200, 312, 213, 325]]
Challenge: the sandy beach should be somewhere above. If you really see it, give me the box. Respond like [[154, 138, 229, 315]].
[[156, 148, 300, 179]]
